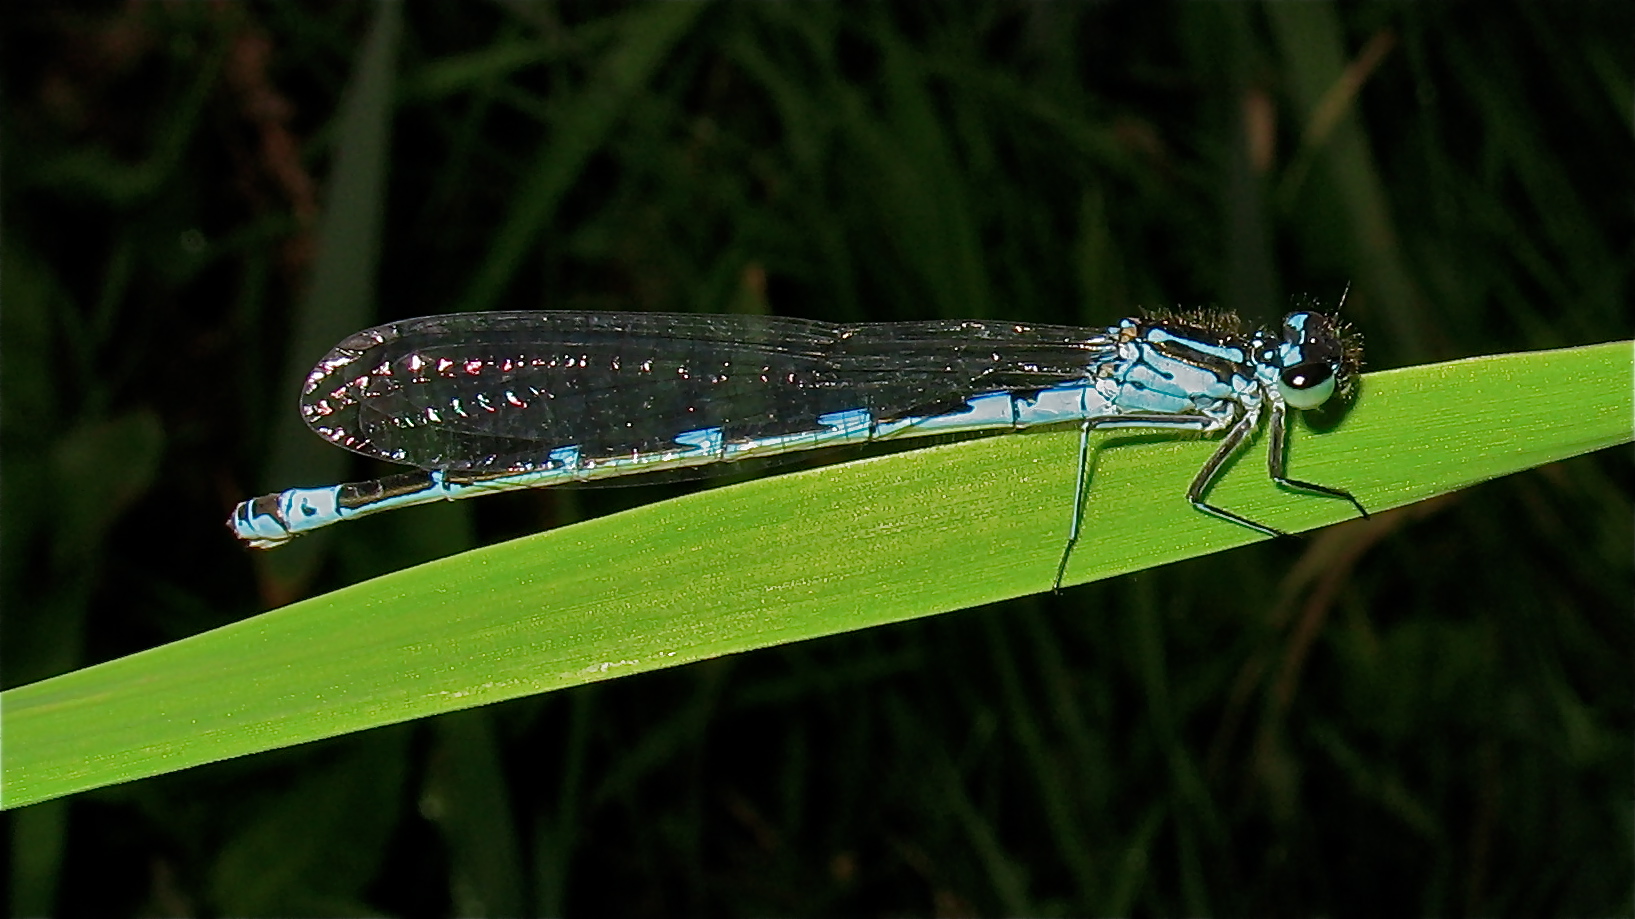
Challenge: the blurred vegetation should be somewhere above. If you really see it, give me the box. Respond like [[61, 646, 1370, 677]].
[[2, 3, 1630, 917]]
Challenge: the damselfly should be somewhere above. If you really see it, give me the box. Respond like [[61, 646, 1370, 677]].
[[230, 308, 1368, 583]]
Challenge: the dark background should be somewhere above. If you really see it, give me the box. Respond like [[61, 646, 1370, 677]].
[[3, 3, 1631, 916]]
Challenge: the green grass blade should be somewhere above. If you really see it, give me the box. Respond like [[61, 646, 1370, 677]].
[[456, 2, 704, 314], [259, 1, 399, 591], [3, 339, 1629, 808]]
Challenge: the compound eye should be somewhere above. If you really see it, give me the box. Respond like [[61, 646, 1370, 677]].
[[1278, 362, 1337, 409]]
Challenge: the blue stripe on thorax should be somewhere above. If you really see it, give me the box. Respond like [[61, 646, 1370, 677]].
[[1099, 329, 1252, 417]]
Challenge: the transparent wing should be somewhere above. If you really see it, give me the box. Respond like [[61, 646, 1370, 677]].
[[298, 311, 1107, 472]]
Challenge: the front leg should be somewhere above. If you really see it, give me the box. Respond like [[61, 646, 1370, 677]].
[[1265, 400, 1370, 520]]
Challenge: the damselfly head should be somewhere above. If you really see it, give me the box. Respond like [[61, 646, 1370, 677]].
[[1273, 311, 1363, 409]]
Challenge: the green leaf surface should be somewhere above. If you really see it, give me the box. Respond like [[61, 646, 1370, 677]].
[[3, 339, 1630, 808]]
